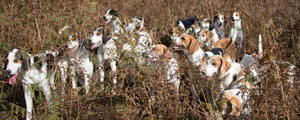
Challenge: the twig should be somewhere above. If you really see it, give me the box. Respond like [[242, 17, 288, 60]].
[[35, 17, 42, 44]]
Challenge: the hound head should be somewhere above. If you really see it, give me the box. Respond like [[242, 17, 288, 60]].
[[214, 14, 226, 30], [205, 55, 231, 78], [175, 19, 186, 31], [197, 30, 214, 50], [126, 18, 144, 34], [148, 44, 172, 62], [88, 27, 111, 49], [171, 26, 185, 41], [3, 49, 22, 85], [173, 34, 200, 54], [201, 18, 212, 30], [231, 12, 241, 23], [103, 9, 119, 24], [175, 16, 199, 31], [66, 34, 80, 54]]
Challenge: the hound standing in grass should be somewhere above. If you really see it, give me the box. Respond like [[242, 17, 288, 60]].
[[147, 44, 180, 93], [89, 27, 118, 93], [59, 34, 94, 94], [3, 49, 57, 120], [228, 12, 243, 60]]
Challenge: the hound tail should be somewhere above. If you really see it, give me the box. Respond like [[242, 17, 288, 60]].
[[258, 34, 263, 55], [225, 29, 237, 49], [58, 25, 69, 35]]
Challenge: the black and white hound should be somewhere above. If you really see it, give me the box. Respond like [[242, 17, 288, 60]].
[[3, 49, 57, 120], [103, 9, 125, 36], [89, 27, 118, 93], [59, 34, 94, 94]]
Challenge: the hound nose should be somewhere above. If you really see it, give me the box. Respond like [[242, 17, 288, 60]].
[[5, 70, 11, 76]]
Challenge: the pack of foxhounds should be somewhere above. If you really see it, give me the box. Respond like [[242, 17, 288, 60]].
[[2, 9, 297, 119]]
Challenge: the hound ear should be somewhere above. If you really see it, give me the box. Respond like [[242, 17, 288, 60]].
[[163, 47, 172, 60], [208, 19, 212, 25], [219, 57, 231, 78], [214, 15, 218, 23], [208, 31, 214, 39], [110, 9, 119, 17], [188, 36, 200, 54], [175, 19, 180, 26], [209, 24, 215, 31], [21, 55, 29, 71], [102, 31, 111, 44]]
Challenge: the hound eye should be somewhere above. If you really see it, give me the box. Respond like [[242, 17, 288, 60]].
[[96, 32, 101, 36], [212, 62, 216, 66], [181, 37, 185, 41], [14, 59, 18, 63]]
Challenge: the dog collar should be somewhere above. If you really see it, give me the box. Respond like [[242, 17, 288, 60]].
[[234, 26, 242, 30]]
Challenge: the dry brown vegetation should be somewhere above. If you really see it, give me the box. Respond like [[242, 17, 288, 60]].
[[0, 0, 299, 119]]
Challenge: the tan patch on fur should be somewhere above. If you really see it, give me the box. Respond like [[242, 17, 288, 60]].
[[153, 44, 172, 62], [224, 92, 243, 117], [215, 38, 237, 60]]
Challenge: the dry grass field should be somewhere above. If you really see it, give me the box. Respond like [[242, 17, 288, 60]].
[[0, 0, 299, 119]]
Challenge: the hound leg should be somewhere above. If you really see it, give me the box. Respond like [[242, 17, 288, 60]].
[[97, 52, 105, 91], [58, 60, 68, 99], [110, 60, 117, 95], [49, 70, 56, 90], [23, 84, 33, 120], [98, 65, 105, 91], [110, 60, 117, 85], [39, 80, 52, 112], [84, 60, 93, 94], [188, 68, 198, 102], [237, 33, 244, 61], [70, 65, 77, 95], [84, 74, 90, 94]]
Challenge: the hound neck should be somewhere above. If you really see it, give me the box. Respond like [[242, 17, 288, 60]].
[[186, 47, 204, 67], [233, 21, 242, 30]]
